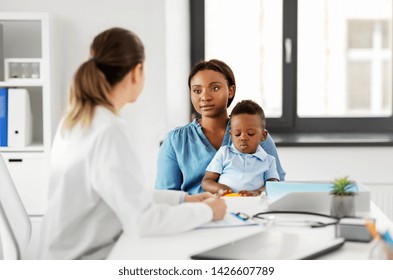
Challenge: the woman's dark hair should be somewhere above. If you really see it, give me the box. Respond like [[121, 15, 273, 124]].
[[188, 59, 236, 107], [64, 27, 145, 129], [231, 100, 266, 127]]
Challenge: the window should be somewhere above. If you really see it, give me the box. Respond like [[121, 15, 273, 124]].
[[191, 0, 393, 134], [346, 20, 391, 115]]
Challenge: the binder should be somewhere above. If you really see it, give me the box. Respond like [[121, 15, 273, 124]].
[[0, 23, 4, 80], [0, 88, 7, 146], [7, 88, 33, 147]]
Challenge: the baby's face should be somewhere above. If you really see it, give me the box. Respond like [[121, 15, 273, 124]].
[[230, 114, 266, 154]]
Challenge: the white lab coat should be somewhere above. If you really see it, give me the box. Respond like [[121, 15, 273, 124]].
[[38, 107, 212, 259]]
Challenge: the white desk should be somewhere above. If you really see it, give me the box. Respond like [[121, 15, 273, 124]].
[[107, 197, 393, 260]]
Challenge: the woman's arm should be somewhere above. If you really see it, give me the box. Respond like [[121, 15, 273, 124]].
[[264, 156, 280, 182], [202, 171, 232, 195], [261, 133, 286, 181], [154, 135, 183, 191]]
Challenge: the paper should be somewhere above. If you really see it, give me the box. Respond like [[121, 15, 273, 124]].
[[198, 212, 259, 229]]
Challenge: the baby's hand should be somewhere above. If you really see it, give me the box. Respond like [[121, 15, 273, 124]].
[[238, 190, 260, 197], [217, 188, 233, 197]]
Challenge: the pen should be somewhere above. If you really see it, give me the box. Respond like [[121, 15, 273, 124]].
[[365, 220, 393, 246], [365, 220, 379, 239], [230, 212, 248, 221], [381, 231, 393, 246]]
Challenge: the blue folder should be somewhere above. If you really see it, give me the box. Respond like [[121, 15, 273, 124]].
[[0, 88, 7, 146]]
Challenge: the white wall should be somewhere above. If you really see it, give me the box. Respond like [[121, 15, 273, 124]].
[[1, 0, 393, 189], [278, 146, 393, 185], [0, 0, 191, 188]]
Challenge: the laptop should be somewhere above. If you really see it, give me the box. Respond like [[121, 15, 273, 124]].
[[191, 231, 345, 260], [265, 181, 358, 202], [264, 181, 370, 212]]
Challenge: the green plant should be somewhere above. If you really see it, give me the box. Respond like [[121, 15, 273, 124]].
[[330, 176, 355, 196]]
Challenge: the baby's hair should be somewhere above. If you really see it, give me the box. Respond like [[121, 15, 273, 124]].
[[231, 100, 266, 126]]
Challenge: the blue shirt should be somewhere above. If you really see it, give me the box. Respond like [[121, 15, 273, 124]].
[[155, 119, 286, 194], [206, 144, 279, 193]]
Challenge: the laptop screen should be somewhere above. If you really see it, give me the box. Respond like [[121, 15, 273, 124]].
[[265, 181, 358, 202]]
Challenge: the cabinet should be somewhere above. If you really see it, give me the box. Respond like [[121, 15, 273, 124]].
[[0, 13, 52, 215]]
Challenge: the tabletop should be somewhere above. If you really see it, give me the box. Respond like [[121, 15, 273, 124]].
[[107, 197, 393, 260]]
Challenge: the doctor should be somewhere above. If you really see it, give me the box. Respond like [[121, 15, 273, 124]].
[[38, 27, 226, 260]]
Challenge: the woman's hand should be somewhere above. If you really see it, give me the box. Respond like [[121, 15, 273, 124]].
[[184, 192, 214, 202], [203, 197, 227, 220]]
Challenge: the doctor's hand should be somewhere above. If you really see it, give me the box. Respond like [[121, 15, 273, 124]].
[[184, 192, 214, 203], [203, 197, 227, 220]]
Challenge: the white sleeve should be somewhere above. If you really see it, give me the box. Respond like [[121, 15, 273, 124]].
[[90, 126, 212, 236], [153, 189, 187, 205], [136, 201, 212, 236]]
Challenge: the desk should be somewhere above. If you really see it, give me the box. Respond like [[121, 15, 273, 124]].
[[107, 197, 393, 260]]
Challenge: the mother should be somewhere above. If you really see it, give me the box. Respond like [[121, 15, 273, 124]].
[[155, 59, 286, 194]]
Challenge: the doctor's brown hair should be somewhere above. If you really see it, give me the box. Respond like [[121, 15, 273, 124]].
[[63, 27, 145, 129]]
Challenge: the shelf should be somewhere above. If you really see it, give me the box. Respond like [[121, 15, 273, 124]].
[[0, 12, 49, 21], [0, 12, 51, 215], [0, 142, 44, 152], [0, 80, 43, 87]]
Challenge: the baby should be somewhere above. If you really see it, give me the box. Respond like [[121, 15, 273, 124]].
[[202, 100, 279, 196]]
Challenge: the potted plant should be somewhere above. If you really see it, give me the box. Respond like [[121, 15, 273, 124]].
[[330, 176, 356, 218]]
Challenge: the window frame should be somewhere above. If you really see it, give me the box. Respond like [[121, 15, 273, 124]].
[[190, 0, 393, 134]]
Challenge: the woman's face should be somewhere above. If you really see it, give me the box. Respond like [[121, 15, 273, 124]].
[[129, 63, 145, 103], [190, 70, 234, 118]]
